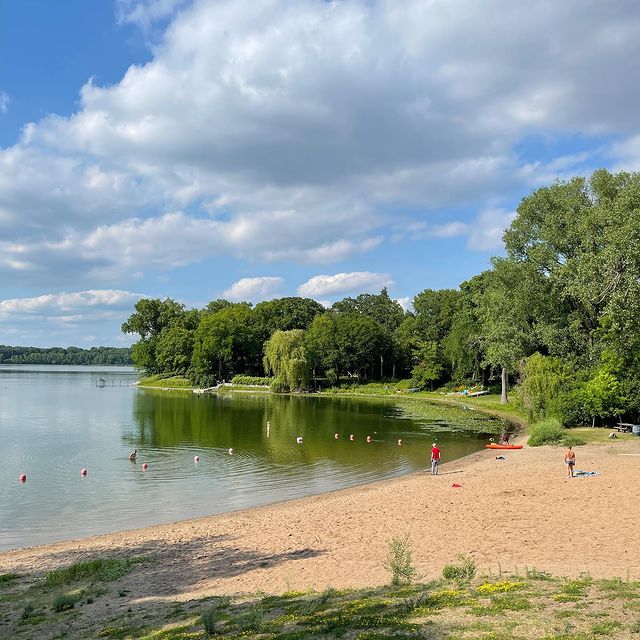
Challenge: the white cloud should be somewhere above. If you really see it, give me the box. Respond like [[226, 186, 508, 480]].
[[396, 297, 413, 312], [466, 208, 516, 251], [0, 290, 145, 318], [222, 276, 284, 302], [1, 0, 640, 284], [0, 92, 9, 114], [298, 272, 393, 298]]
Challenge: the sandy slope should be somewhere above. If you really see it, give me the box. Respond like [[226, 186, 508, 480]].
[[1, 440, 639, 603]]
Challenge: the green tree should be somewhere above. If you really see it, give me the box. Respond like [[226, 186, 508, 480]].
[[156, 326, 194, 375], [263, 329, 310, 391], [191, 305, 260, 383]]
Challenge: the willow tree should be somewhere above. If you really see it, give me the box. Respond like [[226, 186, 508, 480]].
[[263, 329, 310, 392]]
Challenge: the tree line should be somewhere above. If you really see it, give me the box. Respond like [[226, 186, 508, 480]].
[[0, 345, 133, 365], [123, 169, 640, 426]]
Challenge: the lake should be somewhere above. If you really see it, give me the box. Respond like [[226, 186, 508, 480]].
[[0, 366, 506, 550]]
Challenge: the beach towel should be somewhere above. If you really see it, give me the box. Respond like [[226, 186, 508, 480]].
[[573, 470, 599, 477]]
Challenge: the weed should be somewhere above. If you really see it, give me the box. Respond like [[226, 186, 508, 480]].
[[630, 618, 640, 633], [0, 572, 20, 586], [442, 554, 477, 581], [52, 592, 76, 612], [476, 580, 525, 595], [526, 567, 553, 581], [21, 603, 34, 619], [385, 534, 418, 586], [202, 608, 219, 636], [591, 620, 623, 635]]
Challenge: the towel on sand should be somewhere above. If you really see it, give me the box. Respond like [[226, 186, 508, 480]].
[[573, 470, 599, 477]]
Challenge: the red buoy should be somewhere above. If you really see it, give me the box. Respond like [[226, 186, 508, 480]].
[[19, 474, 27, 483], [81, 468, 87, 477], [142, 463, 148, 470]]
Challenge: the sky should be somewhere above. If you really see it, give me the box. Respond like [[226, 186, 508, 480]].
[[1, 0, 640, 348]]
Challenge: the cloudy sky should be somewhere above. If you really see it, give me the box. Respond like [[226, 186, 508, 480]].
[[1, 0, 639, 347]]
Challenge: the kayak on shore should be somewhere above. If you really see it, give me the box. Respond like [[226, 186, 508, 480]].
[[485, 443, 524, 450]]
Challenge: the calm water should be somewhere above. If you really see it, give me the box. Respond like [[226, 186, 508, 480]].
[[0, 366, 505, 550]]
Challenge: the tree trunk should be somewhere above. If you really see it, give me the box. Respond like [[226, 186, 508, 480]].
[[392, 362, 396, 379], [380, 354, 384, 379], [500, 366, 509, 404]]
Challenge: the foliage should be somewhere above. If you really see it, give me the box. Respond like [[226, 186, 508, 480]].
[[384, 534, 418, 586], [527, 418, 566, 446], [520, 353, 568, 421], [442, 555, 477, 581], [264, 329, 311, 392], [52, 593, 76, 612], [45, 557, 145, 586], [230, 375, 272, 386], [0, 345, 131, 365]]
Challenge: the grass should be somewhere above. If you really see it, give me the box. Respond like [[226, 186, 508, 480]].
[[3, 563, 640, 639], [137, 375, 193, 389], [45, 557, 146, 586]]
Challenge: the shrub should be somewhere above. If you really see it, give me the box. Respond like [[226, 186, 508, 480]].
[[52, 592, 75, 612], [385, 534, 418, 586], [202, 608, 218, 636], [231, 375, 272, 386], [527, 418, 564, 446], [442, 554, 476, 581]]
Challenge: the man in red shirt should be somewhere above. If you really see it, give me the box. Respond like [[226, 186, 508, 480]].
[[431, 443, 441, 475]]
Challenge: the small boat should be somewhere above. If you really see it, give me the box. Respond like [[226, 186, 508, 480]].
[[485, 443, 523, 450]]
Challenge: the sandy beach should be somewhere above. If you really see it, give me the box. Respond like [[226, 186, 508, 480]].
[[2, 438, 639, 606]]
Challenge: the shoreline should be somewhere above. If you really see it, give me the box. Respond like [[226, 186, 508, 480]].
[[2, 438, 640, 598]]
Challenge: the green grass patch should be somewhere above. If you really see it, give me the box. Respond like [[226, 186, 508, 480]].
[[138, 375, 193, 388], [591, 620, 624, 635], [45, 557, 146, 586], [0, 573, 20, 586]]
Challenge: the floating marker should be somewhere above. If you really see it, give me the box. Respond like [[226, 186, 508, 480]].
[[296, 436, 303, 444], [349, 434, 355, 441], [81, 467, 87, 477], [452, 483, 462, 488], [142, 463, 148, 470], [194, 455, 200, 463], [366, 435, 372, 443], [19, 473, 27, 483], [397, 439, 402, 446], [334, 433, 339, 439], [228, 448, 234, 455]]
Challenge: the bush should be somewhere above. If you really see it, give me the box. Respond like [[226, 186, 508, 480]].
[[52, 593, 75, 612], [202, 608, 218, 636], [385, 534, 418, 586], [442, 554, 476, 581], [231, 375, 272, 386], [527, 418, 565, 446]]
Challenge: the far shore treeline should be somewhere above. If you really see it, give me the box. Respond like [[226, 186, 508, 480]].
[[0, 345, 132, 366], [123, 170, 640, 427]]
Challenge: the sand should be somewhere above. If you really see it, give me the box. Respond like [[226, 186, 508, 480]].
[[1, 440, 639, 603]]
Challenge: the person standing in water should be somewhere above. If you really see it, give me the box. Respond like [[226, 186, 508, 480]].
[[431, 443, 441, 475], [564, 445, 576, 477]]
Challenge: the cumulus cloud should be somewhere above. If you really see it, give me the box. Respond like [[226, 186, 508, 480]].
[[0, 289, 146, 347], [298, 272, 393, 298], [222, 276, 284, 302], [1, 0, 640, 284], [0, 289, 145, 318]]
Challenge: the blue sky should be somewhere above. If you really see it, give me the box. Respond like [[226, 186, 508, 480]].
[[1, 0, 639, 347]]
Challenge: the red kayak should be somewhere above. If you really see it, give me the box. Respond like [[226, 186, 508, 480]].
[[485, 443, 523, 450]]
